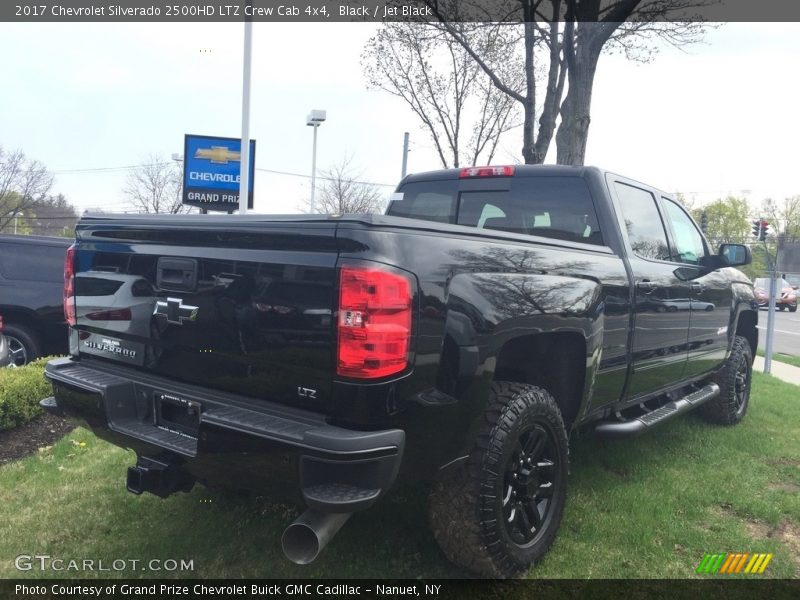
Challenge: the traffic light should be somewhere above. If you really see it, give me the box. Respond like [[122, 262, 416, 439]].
[[759, 220, 769, 241], [752, 218, 770, 241], [700, 210, 708, 234]]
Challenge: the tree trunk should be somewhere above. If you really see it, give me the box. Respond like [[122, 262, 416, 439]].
[[534, 17, 566, 164], [521, 19, 538, 164], [556, 39, 601, 166]]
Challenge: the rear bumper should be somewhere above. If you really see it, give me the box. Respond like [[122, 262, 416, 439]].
[[44, 357, 404, 512]]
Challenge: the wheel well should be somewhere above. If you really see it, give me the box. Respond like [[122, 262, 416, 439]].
[[0, 307, 41, 334], [735, 310, 758, 357], [493, 332, 586, 428]]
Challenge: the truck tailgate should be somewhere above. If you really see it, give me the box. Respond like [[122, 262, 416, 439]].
[[72, 217, 339, 411]]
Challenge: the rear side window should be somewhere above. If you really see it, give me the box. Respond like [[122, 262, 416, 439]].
[[0, 243, 65, 282], [389, 176, 603, 245]]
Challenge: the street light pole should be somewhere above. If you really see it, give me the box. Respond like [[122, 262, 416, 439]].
[[306, 110, 326, 214], [310, 124, 319, 214]]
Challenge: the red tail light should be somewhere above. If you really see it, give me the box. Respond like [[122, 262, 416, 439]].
[[0, 314, 4, 333], [459, 165, 515, 178], [337, 266, 412, 379], [64, 244, 76, 326], [85, 308, 132, 321]]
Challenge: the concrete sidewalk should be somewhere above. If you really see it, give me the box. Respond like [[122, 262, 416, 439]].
[[753, 355, 800, 386]]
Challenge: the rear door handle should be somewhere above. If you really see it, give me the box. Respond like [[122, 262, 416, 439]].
[[636, 280, 657, 292], [690, 282, 704, 292]]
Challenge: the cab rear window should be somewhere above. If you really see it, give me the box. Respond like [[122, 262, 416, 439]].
[[388, 177, 603, 245]]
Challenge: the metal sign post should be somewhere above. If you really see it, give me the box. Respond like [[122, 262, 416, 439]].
[[401, 132, 409, 178], [239, 12, 253, 215], [763, 237, 777, 374], [764, 268, 777, 374]]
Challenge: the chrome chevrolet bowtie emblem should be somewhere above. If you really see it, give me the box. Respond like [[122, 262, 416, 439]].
[[154, 298, 199, 325], [194, 146, 241, 164]]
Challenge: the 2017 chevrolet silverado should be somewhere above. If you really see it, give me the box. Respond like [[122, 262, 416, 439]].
[[43, 165, 756, 577]]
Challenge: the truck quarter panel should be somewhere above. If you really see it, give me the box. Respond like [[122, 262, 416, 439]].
[[335, 224, 630, 474]]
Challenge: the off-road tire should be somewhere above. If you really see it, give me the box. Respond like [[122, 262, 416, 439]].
[[428, 382, 569, 578], [701, 335, 752, 425], [3, 323, 41, 367], [790, 305, 797, 313]]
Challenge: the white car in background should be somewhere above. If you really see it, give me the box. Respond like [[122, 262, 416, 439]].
[[74, 272, 158, 367], [74, 272, 157, 335]]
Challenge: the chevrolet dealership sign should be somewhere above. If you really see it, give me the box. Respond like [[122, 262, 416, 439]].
[[183, 134, 256, 211]]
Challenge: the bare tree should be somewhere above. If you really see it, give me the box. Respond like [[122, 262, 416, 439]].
[[421, 5, 567, 165], [418, 0, 709, 165], [0, 146, 54, 233], [363, 22, 520, 168], [124, 154, 187, 214], [317, 157, 386, 215]]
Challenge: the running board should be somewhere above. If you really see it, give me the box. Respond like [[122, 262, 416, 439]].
[[595, 383, 720, 438]]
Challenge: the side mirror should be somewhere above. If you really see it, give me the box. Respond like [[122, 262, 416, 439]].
[[719, 243, 751, 267]]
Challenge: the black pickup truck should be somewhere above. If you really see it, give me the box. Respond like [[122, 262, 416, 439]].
[[43, 165, 756, 577]]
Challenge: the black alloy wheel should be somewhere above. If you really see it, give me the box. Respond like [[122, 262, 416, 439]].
[[501, 423, 561, 547]]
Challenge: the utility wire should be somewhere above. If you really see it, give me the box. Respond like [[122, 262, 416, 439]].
[[253, 166, 395, 188], [53, 162, 164, 174], [54, 161, 397, 188]]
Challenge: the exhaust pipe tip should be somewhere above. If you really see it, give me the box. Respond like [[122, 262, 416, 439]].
[[281, 510, 351, 565], [281, 522, 323, 565]]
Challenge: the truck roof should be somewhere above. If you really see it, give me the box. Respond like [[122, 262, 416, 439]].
[[399, 164, 674, 202], [401, 164, 600, 183]]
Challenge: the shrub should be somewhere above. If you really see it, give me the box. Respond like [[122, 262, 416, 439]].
[[0, 358, 52, 431]]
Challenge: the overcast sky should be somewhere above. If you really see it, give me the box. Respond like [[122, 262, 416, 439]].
[[2, 21, 799, 215]]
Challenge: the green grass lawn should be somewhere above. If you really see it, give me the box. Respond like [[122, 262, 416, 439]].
[[757, 349, 800, 369], [1, 373, 798, 580]]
